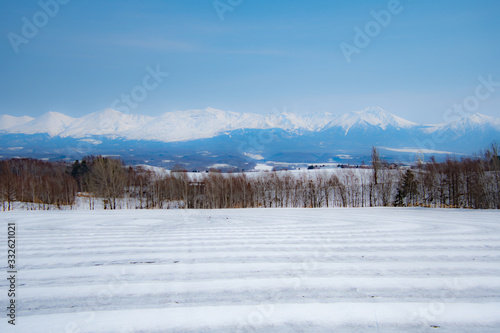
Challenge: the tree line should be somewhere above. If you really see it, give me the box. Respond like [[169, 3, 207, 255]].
[[1, 145, 499, 211], [0, 158, 77, 210]]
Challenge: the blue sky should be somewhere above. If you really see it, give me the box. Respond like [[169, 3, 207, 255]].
[[0, 0, 499, 123]]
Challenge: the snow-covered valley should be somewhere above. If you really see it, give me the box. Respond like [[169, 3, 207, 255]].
[[1, 208, 500, 332]]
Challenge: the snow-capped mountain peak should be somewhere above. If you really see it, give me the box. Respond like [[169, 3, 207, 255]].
[[0, 107, 498, 145], [461, 113, 496, 125], [439, 112, 500, 138], [352, 107, 417, 128], [8, 111, 74, 136], [62, 108, 153, 138], [0, 115, 34, 131], [327, 107, 417, 134]]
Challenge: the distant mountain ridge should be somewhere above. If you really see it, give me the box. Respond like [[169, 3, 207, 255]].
[[1, 106, 498, 143], [0, 107, 499, 168]]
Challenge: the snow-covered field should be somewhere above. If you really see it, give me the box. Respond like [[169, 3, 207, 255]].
[[1, 208, 500, 332]]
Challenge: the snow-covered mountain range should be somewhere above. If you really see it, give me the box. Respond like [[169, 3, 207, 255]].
[[2, 107, 498, 142], [0, 107, 499, 168]]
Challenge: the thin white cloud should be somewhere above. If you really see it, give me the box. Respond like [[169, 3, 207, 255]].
[[111, 37, 283, 56], [114, 38, 198, 52], [221, 49, 284, 56]]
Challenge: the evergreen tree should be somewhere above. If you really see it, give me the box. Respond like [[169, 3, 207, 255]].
[[70, 160, 90, 192], [70, 160, 81, 179], [395, 169, 418, 207]]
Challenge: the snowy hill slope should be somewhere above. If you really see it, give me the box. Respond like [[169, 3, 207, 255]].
[[7, 208, 500, 332]]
